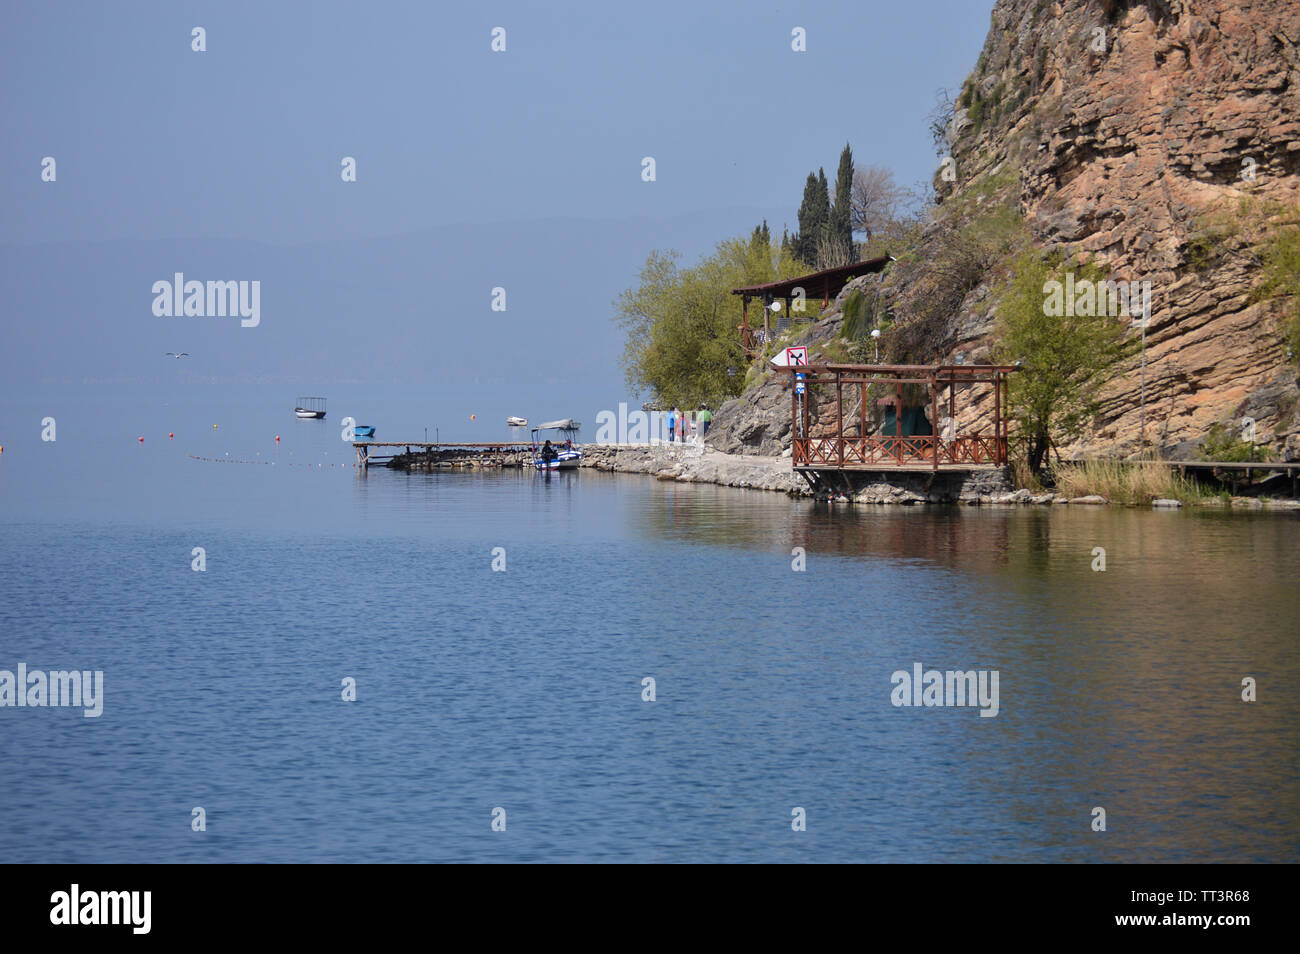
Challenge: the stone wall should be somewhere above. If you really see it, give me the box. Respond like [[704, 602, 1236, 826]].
[[580, 443, 1026, 505], [579, 443, 808, 494], [385, 448, 531, 470]]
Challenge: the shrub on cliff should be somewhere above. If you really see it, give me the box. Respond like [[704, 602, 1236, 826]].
[[887, 174, 1025, 363], [1198, 422, 1272, 463], [1192, 196, 1300, 363], [840, 282, 893, 362], [995, 250, 1133, 475], [1250, 212, 1300, 364]]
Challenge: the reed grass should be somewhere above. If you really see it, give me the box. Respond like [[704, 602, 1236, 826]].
[[1052, 459, 1206, 506]]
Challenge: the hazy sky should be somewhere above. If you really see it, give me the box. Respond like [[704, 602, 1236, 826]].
[[2, 0, 991, 245], [1, 1, 995, 434]]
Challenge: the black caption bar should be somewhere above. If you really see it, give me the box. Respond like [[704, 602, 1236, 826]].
[[3, 863, 1284, 941]]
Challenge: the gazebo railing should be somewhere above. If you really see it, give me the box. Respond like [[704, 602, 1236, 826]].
[[793, 434, 1006, 468]]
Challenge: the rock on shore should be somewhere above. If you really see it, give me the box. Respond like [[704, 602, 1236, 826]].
[[579, 443, 808, 494], [580, 444, 1016, 503], [577, 445, 1300, 508]]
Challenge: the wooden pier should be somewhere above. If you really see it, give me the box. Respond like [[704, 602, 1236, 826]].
[[353, 441, 531, 469], [1161, 459, 1300, 497]]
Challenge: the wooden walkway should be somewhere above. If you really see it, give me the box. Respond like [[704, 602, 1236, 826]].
[[1162, 460, 1300, 472], [1162, 459, 1300, 495]]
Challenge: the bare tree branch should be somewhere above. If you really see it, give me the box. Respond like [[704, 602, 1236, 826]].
[[850, 165, 906, 241]]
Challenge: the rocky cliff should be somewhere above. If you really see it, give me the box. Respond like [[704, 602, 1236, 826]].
[[711, 0, 1300, 461]]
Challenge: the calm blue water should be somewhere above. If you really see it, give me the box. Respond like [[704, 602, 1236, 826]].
[[1, 399, 1297, 862]]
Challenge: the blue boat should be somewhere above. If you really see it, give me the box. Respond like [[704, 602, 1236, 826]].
[[354, 425, 376, 439]]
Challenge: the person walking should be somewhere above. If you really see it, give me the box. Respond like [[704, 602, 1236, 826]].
[[667, 408, 677, 443], [680, 410, 690, 443], [698, 404, 712, 438]]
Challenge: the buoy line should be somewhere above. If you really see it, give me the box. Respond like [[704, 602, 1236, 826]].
[[184, 454, 355, 467]]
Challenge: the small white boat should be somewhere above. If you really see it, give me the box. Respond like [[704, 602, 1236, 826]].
[[531, 419, 582, 471], [295, 397, 326, 420]]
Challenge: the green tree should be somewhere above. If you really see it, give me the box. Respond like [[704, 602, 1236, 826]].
[[615, 237, 807, 408], [794, 173, 820, 265], [830, 143, 854, 260], [793, 168, 832, 267], [815, 168, 830, 233], [995, 251, 1133, 475]]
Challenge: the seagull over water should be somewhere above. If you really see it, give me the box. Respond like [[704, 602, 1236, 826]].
[[164, 352, 189, 359]]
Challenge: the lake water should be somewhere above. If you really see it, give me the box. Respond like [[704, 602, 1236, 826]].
[[1, 399, 1297, 862]]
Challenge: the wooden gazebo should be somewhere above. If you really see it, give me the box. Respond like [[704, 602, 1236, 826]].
[[786, 362, 1018, 480]]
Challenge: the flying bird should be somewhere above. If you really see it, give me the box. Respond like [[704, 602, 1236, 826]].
[[164, 352, 189, 359]]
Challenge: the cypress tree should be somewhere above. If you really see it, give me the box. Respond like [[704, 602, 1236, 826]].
[[812, 168, 831, 263], [816, 166, 826, 240], [831, 143, 854, 259], [794, 173, 820, 265]]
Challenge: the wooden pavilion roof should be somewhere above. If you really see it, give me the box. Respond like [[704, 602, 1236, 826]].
[[731, 257, 890, 302]]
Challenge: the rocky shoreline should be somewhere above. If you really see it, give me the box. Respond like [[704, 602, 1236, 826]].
[[579, 443, 806, 494], [579, 444, 1300, 510]]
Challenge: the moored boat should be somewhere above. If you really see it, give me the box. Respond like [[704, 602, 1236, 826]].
[[530, 419, 582, 471], [294, 396, 327, 420]]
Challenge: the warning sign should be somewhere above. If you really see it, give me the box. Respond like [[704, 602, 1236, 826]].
[[770, 346, 808, 368]]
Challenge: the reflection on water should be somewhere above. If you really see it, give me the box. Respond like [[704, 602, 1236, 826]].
[[0, 424, 1296, 862]]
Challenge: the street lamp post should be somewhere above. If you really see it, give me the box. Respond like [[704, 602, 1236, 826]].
[[1134, 303, 1150, 457], [1139, 319, 1147, 456]]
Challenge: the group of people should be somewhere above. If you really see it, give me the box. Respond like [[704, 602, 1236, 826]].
[[665, 406, 712, 443]]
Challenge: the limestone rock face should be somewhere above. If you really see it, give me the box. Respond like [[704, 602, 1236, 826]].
[[707, 371, 792, 456], [998, 0, 1300, 459], [711, 0, 1300, 461]]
